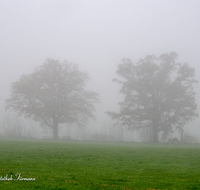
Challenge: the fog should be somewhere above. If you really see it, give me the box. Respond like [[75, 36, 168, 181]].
[[0, 0, 200, 140]]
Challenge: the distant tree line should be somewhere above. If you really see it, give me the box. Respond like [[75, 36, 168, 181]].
[[4, 52, 199, 142]]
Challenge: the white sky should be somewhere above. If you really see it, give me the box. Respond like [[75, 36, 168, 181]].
[[0, 0, 200, 135]]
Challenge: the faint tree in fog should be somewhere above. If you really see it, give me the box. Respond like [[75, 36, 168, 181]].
[[138, 127, 154, 142], [0, 111, 23, 138], [181, 131, 199, 143], [107, 52, 198, 142], [5, 59, 99, 139]]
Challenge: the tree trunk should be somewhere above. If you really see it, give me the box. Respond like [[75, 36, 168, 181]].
[[153, 129, 158, 143], [180, 128, 184, 142], [53, 117, 59, 139], [152, 122, 159, 143]]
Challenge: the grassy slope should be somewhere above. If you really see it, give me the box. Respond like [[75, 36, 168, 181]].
[[0, 139, 200, 190]]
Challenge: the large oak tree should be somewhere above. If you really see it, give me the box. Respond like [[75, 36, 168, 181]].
[[6, 59, 99, 139], [107, 52, 198, 142]]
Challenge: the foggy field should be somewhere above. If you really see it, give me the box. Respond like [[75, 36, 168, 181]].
[[1, 1, 200, 188], [0, 140, 200, 190]]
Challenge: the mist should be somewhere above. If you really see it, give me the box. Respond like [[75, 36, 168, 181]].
[[0, 0, 200, 141]]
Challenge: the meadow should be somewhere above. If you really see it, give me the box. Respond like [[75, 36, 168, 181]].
[[0, 139, 200, 190]]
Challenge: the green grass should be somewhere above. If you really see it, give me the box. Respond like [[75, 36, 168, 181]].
[[0, 139, 200, 189]]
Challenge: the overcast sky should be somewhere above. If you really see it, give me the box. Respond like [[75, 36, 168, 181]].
[[0, 0, 200, 135]]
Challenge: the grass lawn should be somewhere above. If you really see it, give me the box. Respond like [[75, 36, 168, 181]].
[[0, 139, 200, 190]]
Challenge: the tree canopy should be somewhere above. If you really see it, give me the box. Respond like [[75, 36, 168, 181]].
[[107, 52, 198, 142], [6, 59, 99, 139]]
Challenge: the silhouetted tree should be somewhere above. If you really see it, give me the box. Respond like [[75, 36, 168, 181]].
[[107, 52, 198, 142], [6, 59, 99, 139]]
